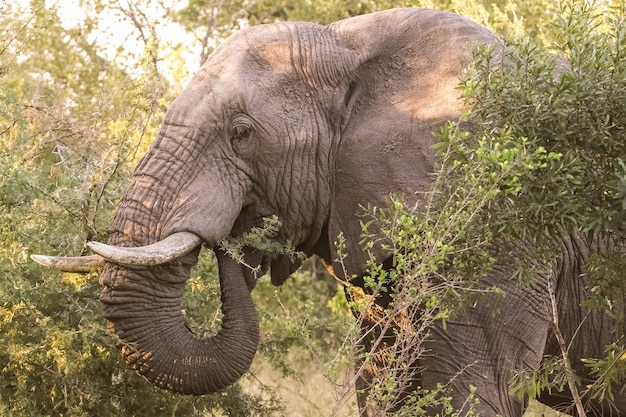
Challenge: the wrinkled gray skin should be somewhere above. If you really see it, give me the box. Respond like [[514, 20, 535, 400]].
[[99, 8, 626, 416]]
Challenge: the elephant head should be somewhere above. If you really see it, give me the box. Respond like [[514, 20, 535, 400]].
[[54, 9, 496, 394]]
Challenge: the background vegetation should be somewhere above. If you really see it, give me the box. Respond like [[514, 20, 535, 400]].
[[0, 0, 624, 416]]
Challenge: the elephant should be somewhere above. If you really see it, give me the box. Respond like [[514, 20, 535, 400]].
[[32, 8, 626, 417]]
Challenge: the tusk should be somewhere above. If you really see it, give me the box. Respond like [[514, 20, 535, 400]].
[[31, 254, 104, 273], [87, 232, 202, 266]]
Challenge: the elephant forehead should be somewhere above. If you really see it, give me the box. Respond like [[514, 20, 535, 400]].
[[193, 50, 249, 92], [188, 34, 295, 92], [248, 40, 293, 75], [165, 57, 253, 127], [214, 22, 336, 81], [245, 29, 302, 75], [206, 25, 295, 72]]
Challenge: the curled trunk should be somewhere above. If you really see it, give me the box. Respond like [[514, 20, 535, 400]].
[[99, 248, 259, 394]]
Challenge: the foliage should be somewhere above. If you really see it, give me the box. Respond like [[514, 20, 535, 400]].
[[219, 216, 306, 275], [459, 2, 626, 242], [475, 0, 626, 406], [338, 133, 515, 414]]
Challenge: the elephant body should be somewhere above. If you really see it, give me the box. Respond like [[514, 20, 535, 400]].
[[87, 8, 625, 416], [415, 235, 626, 416]]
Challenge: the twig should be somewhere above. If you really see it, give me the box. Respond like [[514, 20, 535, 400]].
[[547, 279, 587, 417]]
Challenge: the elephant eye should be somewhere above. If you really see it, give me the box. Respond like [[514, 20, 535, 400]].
[[231, 123, 252, 142]]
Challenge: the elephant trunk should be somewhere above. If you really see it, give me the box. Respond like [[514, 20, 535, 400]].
[[97, 119, 257, 393], [100, 248, 259, 394]]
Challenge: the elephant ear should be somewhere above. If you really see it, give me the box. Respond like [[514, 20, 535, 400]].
[[323, 9, 497, 280]]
